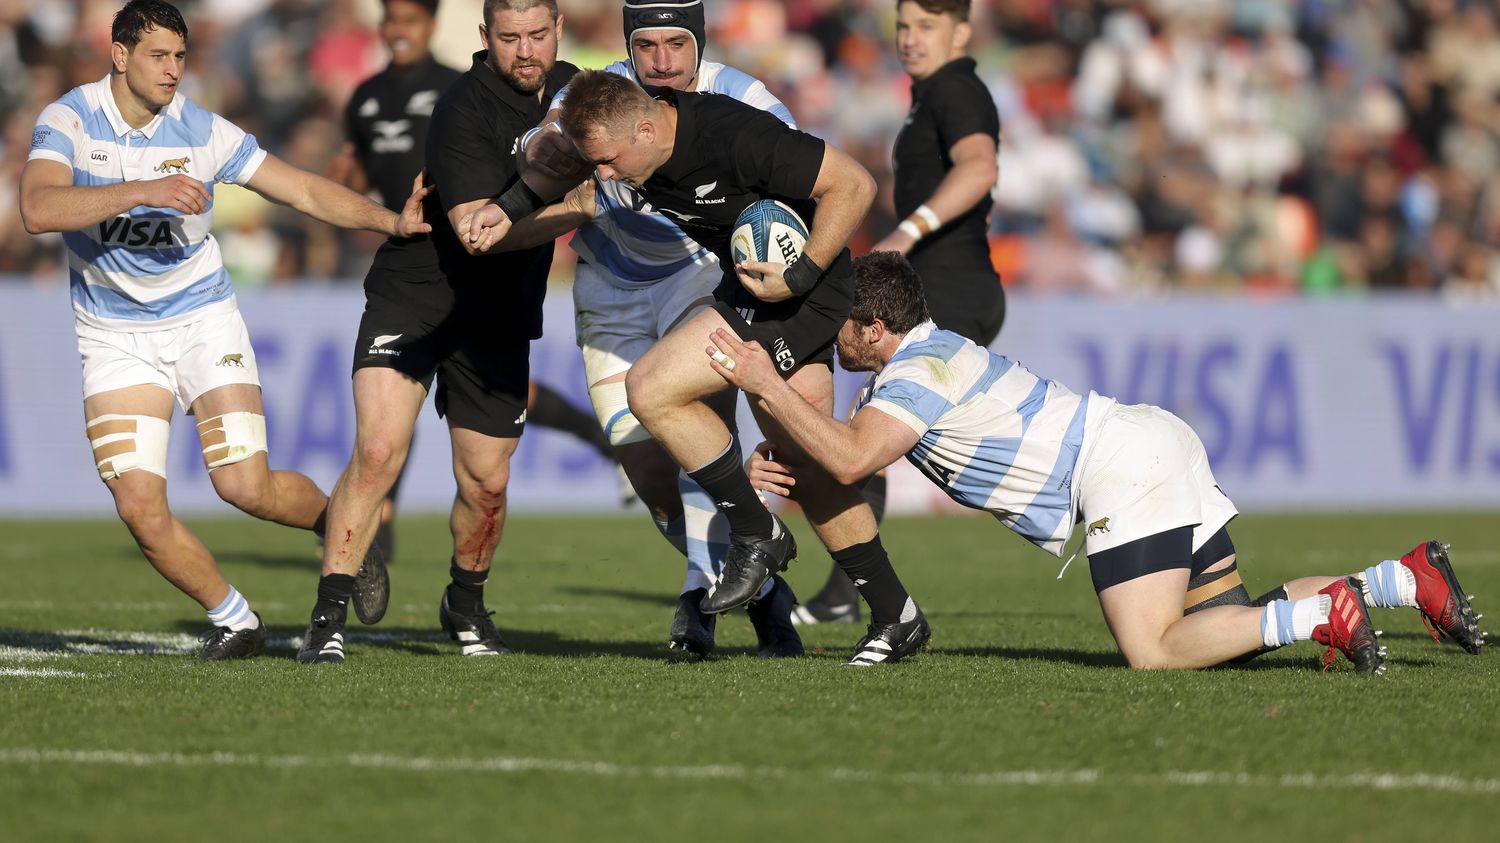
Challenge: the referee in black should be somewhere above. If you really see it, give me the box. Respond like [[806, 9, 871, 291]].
[[298, 0, 579, 664], [328, 0, 617, 570], [796, 0, 1003, 624]]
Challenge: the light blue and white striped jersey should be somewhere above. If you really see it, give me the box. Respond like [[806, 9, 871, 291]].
[[28, 76, 267, 331], [859, 323, 1116, 556], [550, 60, 795, 288]]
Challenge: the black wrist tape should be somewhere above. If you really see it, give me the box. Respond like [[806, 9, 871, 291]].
[[782, 254, 824, 296], [496, 180, 545, 221]]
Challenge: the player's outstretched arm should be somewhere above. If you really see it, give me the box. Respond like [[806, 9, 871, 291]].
[[461, 125, 591, 254], [244, 154, 430, 237], [20, 159, 211, 234], [490, 179, 598, 252], [706, 327, 915, 484], [872, 132, 997, 254]]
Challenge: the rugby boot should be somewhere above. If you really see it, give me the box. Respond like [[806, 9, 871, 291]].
[[844, 608, 931, 666], [438, 591, 513, 656], [1397, 540, 1485, 654], [199, 612, 267, 660], [1311, 578, 1386, 674], [746, 575, 804, 658], [352, 539, 390, 625], [700, 514, 797, 614], [789, 598, 861, 626], [668, 588, 717, 659], [296, 614, 346, 665]]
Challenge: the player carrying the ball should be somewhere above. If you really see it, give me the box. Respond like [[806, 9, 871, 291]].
[[469, 68, 929, 664]]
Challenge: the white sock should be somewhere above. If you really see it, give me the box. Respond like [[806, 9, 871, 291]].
[[678, 470, 727, 594], [1356, 560, 1419, 609], [1260, 595, 1330, 648], [207, 586, 259, 631]]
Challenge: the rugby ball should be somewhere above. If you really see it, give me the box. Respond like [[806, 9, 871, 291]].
[[731, 199, 808, 268]]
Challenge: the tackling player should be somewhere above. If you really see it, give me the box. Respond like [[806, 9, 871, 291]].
[[713, 252, 1488, 669], [19, 0, 426, 658]]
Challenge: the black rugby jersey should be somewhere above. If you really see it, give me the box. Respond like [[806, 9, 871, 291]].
[[640, 89, 824, 268], [893, 57, 1001, 287], [369, 52, 577, 338], [344, 57, 461, 212]]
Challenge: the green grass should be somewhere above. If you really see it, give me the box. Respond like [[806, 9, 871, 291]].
[[2, 512, 1497, 842]]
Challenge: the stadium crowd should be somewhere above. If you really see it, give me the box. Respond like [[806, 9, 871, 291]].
[[4, 0, 1500, 298]]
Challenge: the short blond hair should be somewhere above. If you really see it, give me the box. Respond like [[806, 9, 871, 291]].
[[559, 70, 656, 143]]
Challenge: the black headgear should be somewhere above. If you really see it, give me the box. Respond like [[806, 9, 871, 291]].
[[623, 0, 706, 82]]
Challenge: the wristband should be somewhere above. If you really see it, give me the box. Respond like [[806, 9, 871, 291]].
[[781, 254, 825, 297], [914, 204, 942, 233], [897, 220, 923, 241], [496, 180, 546, 221], [517, 121, 561, 156]]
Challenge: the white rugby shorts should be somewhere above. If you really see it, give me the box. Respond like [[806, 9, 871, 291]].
[[1076, 403, 1238, 556], [572, 254, 719, 386], [76, 308, 261, 412]]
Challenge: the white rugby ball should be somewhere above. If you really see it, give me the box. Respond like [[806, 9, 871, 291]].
[[730, 199, 808, 268]]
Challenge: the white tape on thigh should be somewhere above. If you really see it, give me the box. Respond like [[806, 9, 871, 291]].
[[196, 411, 268, 470], [589, 380, 650, 447], [86, 414, 170, 481]]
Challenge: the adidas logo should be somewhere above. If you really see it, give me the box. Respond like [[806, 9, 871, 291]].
[[514, 409, 528, 425], [716, 501, 736, 509]]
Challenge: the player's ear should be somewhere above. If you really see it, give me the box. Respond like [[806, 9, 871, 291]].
[[477, 22, 488, 48], [953, 20, 972, 52], [110, 41, 129, 74], [637, 117, 655, 144]]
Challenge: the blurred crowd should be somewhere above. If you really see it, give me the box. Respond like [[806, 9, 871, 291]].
[[4, 0, 1500, 298]]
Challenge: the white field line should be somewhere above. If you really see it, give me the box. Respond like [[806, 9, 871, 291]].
[[0, 600, 609, 615], [0, 629, 454, 661], [0, 668, 94, 678], [0, 748, 1496, 795]]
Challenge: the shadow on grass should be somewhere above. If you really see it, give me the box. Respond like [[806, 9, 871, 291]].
[[555, 585, 678, 609]]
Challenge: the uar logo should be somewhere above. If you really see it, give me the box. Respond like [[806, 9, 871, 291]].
[[91, 150, 109, 163]]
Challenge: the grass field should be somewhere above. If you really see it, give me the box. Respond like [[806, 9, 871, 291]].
[[2, 511, 1497, 842]]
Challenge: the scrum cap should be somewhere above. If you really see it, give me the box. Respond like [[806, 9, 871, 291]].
[[623, 0, 706, 79]]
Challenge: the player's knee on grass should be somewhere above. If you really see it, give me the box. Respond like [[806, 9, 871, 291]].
[[88, 414, 169, 482]]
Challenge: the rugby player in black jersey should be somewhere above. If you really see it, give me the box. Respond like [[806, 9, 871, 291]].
[[298, 0, 581, 664], [539, 71, 931, 665]]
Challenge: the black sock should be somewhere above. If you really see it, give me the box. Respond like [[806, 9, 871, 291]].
[[446, 559, 489, 614], [530, 382, 612, 458], [314, 573, 355, 624], [686, 439, 774, 538], [831, 535, 910, 624], [812, 560, 861, 606], [861, 473, 888, 524]]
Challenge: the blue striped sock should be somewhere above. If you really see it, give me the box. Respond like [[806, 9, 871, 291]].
[[207, 586, 257, 631], [679, 470, 727, 593], [1360, 560, 1417, 609]]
